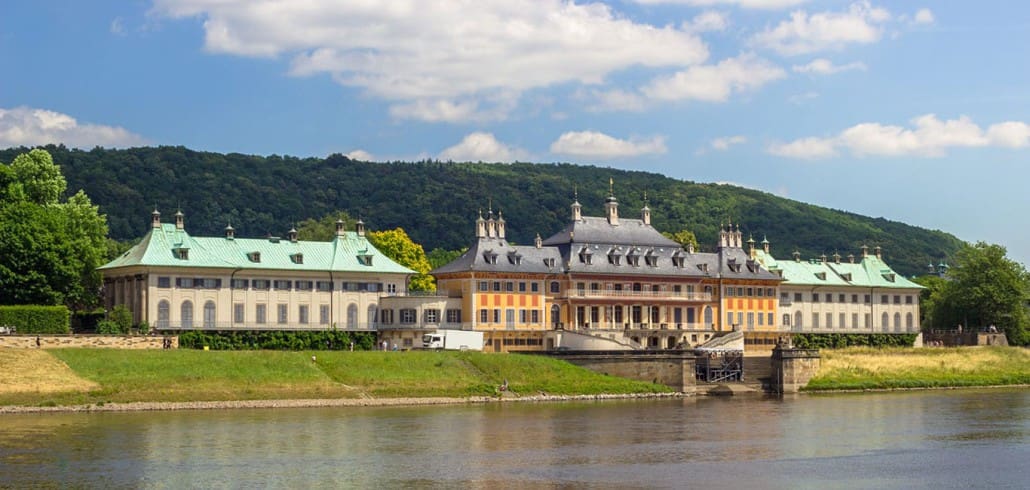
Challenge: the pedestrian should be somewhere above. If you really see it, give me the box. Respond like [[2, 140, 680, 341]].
[[382, 340, 388, 351], [35, 336, 41, 348], [957, 324, 962, 334], [350, 341, 354, 352]]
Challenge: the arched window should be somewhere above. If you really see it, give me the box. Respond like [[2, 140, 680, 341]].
[[368, 304, 378, 327], [794, 311, 803, 330], [203, 301, 216, 328], [181, 300, 193, 328], [703, 306, 713, 326], [881, 312, 889, 332], [894, 313, 902, 332], [347, 303, 358, 329], [550, 281, 560, 293], [906, 312, 914, 330], [157, 300, 169, 329], [550, 304, 561, 327]]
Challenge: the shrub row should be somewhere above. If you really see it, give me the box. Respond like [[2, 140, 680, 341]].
[[178, 330, 378, 351], [791, 333, 918, 349], [0, 305, 70, 334]]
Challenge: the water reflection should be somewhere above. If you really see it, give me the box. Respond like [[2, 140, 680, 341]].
[[0, 389, 1026, 488]]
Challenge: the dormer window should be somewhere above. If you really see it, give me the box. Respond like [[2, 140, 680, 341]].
[[358, 254, 373, 266], [291, 253, 304, 264], [645, 255, 658, 267], [672, 256, 684, 268], [543, 258, 556, 268], [507, 251, 522, 265], [882, 273, 896, 282], [482, 249, 498, 264], [840, 272, 852, 281], [248, 251, 261, 263], [578, 247, 593, 264], [697, 263, 709, 273], [174, 247, 189, 260], [815, 272, 827, 280]]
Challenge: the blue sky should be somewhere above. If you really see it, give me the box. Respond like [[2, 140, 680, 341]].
[[2, 1, 1029, 267]]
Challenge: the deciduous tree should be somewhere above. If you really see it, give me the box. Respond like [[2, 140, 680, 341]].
[[367, 228, 435, 291]]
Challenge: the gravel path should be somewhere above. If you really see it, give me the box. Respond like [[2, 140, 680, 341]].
[[0, 392, 685, 414]]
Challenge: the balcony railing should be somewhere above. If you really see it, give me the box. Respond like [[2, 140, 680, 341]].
[[569, 290, 712, 301], [154, 321, 377, 331]]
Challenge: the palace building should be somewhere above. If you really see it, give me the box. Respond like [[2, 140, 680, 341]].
[[753, 243, 922, 335], [98, 210, 414, 331], [427, 187, 783, 352]]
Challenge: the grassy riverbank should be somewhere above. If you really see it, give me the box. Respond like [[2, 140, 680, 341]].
[[805, 346, 1030, 391], [0, 349, 669, 408]]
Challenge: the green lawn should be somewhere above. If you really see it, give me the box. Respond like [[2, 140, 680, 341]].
[[2, 349, 667, 407], [805, 346, 1030, 391]]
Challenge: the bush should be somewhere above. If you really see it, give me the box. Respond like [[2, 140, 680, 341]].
[[0, 305, 70, 334], [177, 330, 378, 350], [137, 321, 150, 335], [792, 333, 918, 349], [110, 305, 133, 333], [96, 320, 123, 334]]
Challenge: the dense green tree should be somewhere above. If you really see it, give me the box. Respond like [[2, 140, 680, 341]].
[[929, 242, 1029, 345], [296, 211, 357, 241], [662, 230, 699, 251], [0, 149, 108, 310], [367, 228, 435, 291], [427, 247, 466, 270], [0, 145, 967, 277]]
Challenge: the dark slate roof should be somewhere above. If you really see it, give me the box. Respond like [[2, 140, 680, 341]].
[[431, 237, 564, 275], [716, 247, 781, 281], [542, 216, 680, 247]]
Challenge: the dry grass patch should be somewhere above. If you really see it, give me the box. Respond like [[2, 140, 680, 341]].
[[0, 349, 99, 394], [807, 346, 1030, 390]]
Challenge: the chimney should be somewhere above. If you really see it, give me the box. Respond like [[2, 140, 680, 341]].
[[335, 219, 345, 237], [174, 210, 184, 231], [496, 211, 506, 239], [571, 190, 582, 222], [534, 233, 542, 249], [356, 219, 365, 237], [225, 223, 235, 240], [875, 246, 882, 260], [793, 250, 801, 262], [486, 210, 496, 238], [820, 254, 827, 264], [688, 243, 695, 254], [151, 209, 161, 228], [848, 253, 855, 263], [747, 235, 756, 258], [762, 236, 770, 254], [287, 226, 298, 243], [475, 210, 486, 238], [641, 192, 651, 226], [833, 252, 841, 264], [861, 244, 869, 258]]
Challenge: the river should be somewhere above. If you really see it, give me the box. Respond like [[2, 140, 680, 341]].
[[1, 389, 1027, 488]]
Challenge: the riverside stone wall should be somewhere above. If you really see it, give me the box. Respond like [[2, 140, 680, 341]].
[[547, 351, 697, 394], [0, 335, 177, 349]]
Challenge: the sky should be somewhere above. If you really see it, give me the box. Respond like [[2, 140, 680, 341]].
[[2, 1, 1029, 267]]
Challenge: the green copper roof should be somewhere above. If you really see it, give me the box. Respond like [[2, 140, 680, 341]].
[[755, 249, 922, 289], [99, 224, 414, 274]]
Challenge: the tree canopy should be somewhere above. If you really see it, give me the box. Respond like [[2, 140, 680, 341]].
[[917, 242, 1029, 345], [0, 149, 108, 310], [0, 145, 966, 277], [367, 228, 435, 291]]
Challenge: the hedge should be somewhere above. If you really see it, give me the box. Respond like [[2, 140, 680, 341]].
[[0, 305, 71, 334], [791, 333, 918, 349], [178, 330, 378, 351]]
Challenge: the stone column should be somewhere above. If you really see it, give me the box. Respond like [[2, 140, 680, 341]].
[[771, 345, 820, 394]]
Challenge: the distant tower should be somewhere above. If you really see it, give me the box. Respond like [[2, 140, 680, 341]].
[[225, 223, 235, 240], [641, 192, 651, 226], [605, 178, 619, 225], [287, 225, 298, 243], [476, 209, 486, 238], [571, 187, 582, 222], [174, 210, 184, 231], [151, 209, 161, 228]]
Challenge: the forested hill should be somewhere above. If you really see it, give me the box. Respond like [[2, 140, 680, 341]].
[[1, 145, 963, 277]]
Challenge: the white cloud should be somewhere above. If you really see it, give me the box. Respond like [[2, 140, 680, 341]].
[[913, 8, 934, 25], [635, 0, 807, 9], [152, 0, 708, 123], [550, 131, 666, 159], [345, 150, 374, 161], [0, 106, 147, 149], [792, 58, 867, 75], [110, 17, 127, 36], [768, 114, 1030, 159], [751, 1, 891, 55], [438, 132, 530, 163], [684, 11, 729, 33], [642, 53, 785, 102], [711, 135, 747, 150], [585, 89, 649, 112], [767, 137, 838, 159], [787, 91, 819, 104]]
